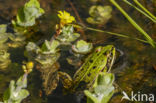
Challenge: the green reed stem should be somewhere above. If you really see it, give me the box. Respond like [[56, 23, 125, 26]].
[[110, 0, 156, 48], [85, 27, 148, 43], [123, 0, 156, 23], [72, 24, 148, 43], [133, 0, 156, 21]]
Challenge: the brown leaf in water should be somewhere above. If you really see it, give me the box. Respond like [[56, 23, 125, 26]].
[[37, 62, 60, 95]]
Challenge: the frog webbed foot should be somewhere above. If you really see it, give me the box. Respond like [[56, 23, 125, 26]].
[[58, 71, 73, 90]]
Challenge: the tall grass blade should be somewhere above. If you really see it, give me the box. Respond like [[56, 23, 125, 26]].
[[123, 0, 156, 23], [133, 0, 156, 21], [110, 0, 156, 48], [72, 24, 149, 43], [85, 27, 149, 43]]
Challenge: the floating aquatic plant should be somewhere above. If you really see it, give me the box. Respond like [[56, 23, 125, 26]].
[[25, 40, 60, 67], [25, 40, 60, 68], [84, 73, 115, 103], [72, 40, 93, 54], [25, 41, 60, 95], [86, 5, 112, 24], [56, 25, 80, 44], [12, 0, 44, 27], [41, 40, 60, 54], [67, 40, 93, 67], [11, 0, 44, 42]]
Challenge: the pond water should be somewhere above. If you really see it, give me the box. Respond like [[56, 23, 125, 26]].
[[0, 0, 156, 103]]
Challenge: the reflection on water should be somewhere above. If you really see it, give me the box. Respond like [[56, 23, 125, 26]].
[[0, 0, 156, 103]]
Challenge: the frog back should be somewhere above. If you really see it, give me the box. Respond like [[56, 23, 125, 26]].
[[72, 45, 114, 89]]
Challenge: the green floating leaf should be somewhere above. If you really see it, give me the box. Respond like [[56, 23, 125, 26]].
[[99, 73, 114, 85], [93, 73, 114, 87], [101, 90, 114, 103], [94, 86, 114, 96], [72, 40, 93, 54], [87, 5, 112, 24], [25, 41, 60, 68], [12, 89, 29, 102], [84, 73, 115, 103], [41, 40, 60, 54], [84, 90, 98, 103], [15, 0, 45, 27]]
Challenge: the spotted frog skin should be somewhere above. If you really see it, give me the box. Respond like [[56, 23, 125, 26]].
[[59, 45, 116, 92]]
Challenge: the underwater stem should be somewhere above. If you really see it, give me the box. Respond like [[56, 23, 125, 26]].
[[15, 73, 28, 93]]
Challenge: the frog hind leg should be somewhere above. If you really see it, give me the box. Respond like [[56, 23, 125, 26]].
[[58, 71, 73, 93]]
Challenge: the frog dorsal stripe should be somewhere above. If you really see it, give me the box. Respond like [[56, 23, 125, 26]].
[[107, 47, 116, 72]]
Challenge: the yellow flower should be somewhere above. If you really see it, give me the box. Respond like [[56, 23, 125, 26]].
[[26, 61, 34, 70], [22, 61, 34, 73], [58, 11, 75, 25]]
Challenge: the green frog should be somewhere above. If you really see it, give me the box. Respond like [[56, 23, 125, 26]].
[[58, 45, 116, 92]]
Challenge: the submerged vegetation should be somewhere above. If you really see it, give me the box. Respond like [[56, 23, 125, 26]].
[[0, 0, 155, 103], [0, 25, 11, 70]]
